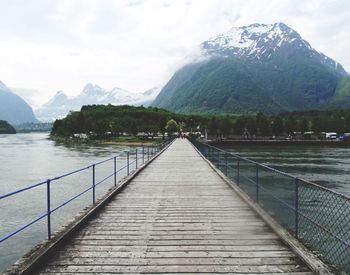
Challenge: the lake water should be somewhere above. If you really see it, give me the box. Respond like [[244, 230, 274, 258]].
[[224, 145, 350, 196], [1, 135, 350, 272], [0, 133, 139, 272]]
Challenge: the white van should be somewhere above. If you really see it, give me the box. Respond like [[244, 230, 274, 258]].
[[326, 132, 337, 140]]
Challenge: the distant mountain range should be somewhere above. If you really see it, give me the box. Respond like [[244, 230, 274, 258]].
[[0, 80, 38, 125], [35, 84, 160, 122], [153, 23, 350, 114]]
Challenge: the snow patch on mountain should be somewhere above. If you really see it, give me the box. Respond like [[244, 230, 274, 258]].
[[35, 84, 161, 122], [201, 23, 346, 75]]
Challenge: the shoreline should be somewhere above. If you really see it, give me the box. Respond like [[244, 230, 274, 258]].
[[99, 140, 158, 146], [208, 139, 350, 147], [50, 136, 161, 146]]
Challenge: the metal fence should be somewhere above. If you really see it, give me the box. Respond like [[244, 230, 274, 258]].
[[0, 138, 173, 270], [190, 138, 350, 274]]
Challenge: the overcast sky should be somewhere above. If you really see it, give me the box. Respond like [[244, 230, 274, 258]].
[[1, 0, 349, 108]]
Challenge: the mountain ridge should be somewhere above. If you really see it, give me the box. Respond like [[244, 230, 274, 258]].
[[0, 80, 38, 125], [36, 84, 160, 122], [153, 22, 348, 114]]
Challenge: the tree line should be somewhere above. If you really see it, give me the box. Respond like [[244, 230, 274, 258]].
[[51, 105, 350, 139], [51, 105, 207, 138], [208, 110, 350, 137]]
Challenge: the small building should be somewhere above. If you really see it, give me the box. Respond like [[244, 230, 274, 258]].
[[73, 133, 88, 139]]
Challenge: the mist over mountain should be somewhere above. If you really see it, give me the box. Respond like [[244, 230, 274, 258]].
[[153, 23, 349, 114], [35, 84, 160, 122], [0, 80, 38, 125]]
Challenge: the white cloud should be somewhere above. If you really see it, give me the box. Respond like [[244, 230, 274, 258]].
[[0, 0, 349, 107]]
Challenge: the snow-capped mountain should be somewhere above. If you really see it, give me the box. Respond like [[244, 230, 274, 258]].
[[201, 22, 347, 75], [153, 22, 348, 114], [35, 84, 160, 122]]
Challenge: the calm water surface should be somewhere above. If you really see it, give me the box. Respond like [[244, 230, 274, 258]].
[[225, 145, 350, 196], [0, 133, 137, 271], [1, 135, 350, 271]]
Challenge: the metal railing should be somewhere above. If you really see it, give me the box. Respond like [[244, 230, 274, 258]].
[[190, 138, 350, 274], [0, 138, 173, 256]]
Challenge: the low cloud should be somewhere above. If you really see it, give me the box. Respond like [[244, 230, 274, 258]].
[[0, 0, 349, 106]]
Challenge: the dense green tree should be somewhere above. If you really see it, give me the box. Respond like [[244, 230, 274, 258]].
[[165, 119, 179, 134], [271, 116, 284, 136], [246, 117, 257, 136], [311, 117, 322, 133], [219, 116, 233, 136], [0, 120, 16, 134], [51, 104, 350, 140], [233, 116, 246, 135], [256, 112, 270, 136], [158, 116, 167, 139], [285, 116, 296, 134], [344, 114, 350, 132], [208, 117, 218, 136], [298, 118, 309, 133]]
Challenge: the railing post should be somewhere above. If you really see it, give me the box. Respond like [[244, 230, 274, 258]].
[[92, 164, 96, 204], [225, 153, 228, 176], [147, 146, 150, 160], [295, 177, 299, 239], [114, 156, 117, 187], [237, 158, 240, 185], [217, 150, 220, 169], [136, 149, 138, 169], [46, 179, 51, 240], [127, 152, 130, 176], [256, 164, 259, 203], [142, 146, 145, 164]]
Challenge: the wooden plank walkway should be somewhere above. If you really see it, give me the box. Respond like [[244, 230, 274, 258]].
[[37, 139, 311, 274]]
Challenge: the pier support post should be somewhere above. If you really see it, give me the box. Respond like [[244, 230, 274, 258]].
[[46, 179, 51, 240], [217, 150, 220, 169], [114, 157, 117, 187], [295, 177, 299, 238], [127, 152, 130, 176], [237, 159, 240, 185], [256, 164, 259, 203], [136, 149, 138, 169], [92, 164, 96, 204]]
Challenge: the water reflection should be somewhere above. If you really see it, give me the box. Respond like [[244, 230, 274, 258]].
[[0, 133, 135, 271], [224, 145, 350, 196]]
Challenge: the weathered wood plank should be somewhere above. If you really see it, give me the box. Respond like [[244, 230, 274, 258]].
[[55, 244, 290, 252], [47, 256, 303, 266], [37, 139, 311, 274], [53, 249, 296, 258], [40, 264, 309, 273]]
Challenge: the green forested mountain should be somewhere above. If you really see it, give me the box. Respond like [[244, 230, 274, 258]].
[[152, 23, 349, 115], [324, 77, 350, 109], [153, 59, 283, 114]]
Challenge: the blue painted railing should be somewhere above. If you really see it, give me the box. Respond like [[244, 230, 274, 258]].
[[190, 138, 350, 274], [0, 139, 172, 249]]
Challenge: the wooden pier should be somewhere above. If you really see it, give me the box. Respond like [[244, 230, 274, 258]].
[[26, 139, 313, 274]]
